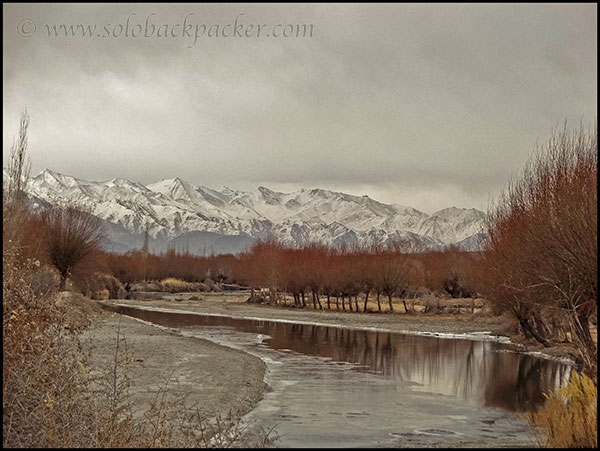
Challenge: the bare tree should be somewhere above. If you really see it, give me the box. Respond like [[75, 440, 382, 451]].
[[3, 108, 32, 254], [479, 121, 597, 376], [374, 243, 411, 312], [41, 207, 105, 290]]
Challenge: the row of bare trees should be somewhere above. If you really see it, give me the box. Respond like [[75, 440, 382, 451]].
[[234, 241, 478, 313], [478, 123, 597, 376]]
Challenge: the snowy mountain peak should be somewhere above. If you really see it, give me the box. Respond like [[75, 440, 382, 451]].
[[25, 169, 487, 254]]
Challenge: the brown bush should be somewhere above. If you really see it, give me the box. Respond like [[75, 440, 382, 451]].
[[3, 253, 141, 447], [74, 271, 126, 299]]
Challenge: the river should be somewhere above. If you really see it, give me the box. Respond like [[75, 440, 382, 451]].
[[108, 304, 570, 448]]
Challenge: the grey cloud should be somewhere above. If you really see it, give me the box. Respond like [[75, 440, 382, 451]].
[[2, 3, 597, 212]]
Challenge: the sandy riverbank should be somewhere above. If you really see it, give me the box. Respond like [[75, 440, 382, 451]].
[[80, 308, 269, 432]]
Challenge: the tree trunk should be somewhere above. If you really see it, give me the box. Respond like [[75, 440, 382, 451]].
[[315, 292, 323, 310], [341, 296, 346, 311], [388, 294, 394, 312], [59, 269, 69, 291], [336, 296, 340, 310], [572, 313, 597, 377], [402, 300, 409, 313], [377, 292, 381, 312], [518, 317, 552, 347], [354, 296, 359, 312], [327, 294, 331, 310], [363, 292, 369, 312], [312, 291, 317, 310], [301, 292, 307, 308], [59, 273, 67, 291]]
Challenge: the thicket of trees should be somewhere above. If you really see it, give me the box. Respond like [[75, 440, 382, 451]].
[[478, 123, 597, 377], [234, 241, 478, 312], [95, 243, 477, 310]]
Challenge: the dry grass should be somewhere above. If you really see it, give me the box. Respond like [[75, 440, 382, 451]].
[[3, 252, 274, 447], [160, 277, 189, 288], [529, 372, 597, 448], [132, 278, 213, 293]]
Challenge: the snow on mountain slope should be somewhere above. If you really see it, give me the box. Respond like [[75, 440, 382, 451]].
[[417, 207, 486, 244], [23, 169, 487, 254]]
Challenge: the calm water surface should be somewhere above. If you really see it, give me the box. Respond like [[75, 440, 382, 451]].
[[109, 304, 571, 447]]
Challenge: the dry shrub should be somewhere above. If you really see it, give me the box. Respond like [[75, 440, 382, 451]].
[[92, 289, 110, 300], [26, 263, 60, 296], [173, 408, 277, 448], [102, 273, 126, 299], [158, 278, 213, 293], [4, 256, 86, 445], [3, 252, 145, 447], [3, 252, 274, 447], [132, 280, 163, 292], [74, 272, 125, 299], [160, 277, 192, 293], [422, 293, 442, 314], [204, 278, 218, 291], [529, 372, 597, 448]]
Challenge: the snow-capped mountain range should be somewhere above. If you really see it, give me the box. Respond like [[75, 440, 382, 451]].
[[12, 169, 487, 254]]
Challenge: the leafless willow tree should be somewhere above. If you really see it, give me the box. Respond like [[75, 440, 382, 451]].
[[479, 121, 597, 376], [41, 207, 106, 290], [374, 242, 413, 312]]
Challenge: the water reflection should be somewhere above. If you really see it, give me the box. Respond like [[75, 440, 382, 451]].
[[110, 305, 570, 412]]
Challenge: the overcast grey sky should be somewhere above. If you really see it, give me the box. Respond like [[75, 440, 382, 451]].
[[3, 3, 597, 212]]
